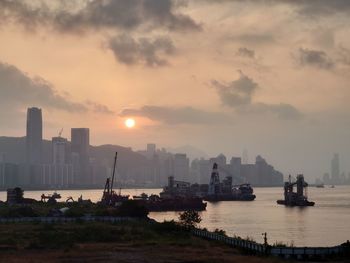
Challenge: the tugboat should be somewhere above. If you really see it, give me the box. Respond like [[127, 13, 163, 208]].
[[277, 174, 315, 207], [204, 163, 256, 202]]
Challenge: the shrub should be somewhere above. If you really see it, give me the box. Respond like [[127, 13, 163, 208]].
[[178, 210, 202, 229]]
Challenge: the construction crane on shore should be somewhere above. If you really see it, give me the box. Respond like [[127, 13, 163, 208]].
[[101, 152, 129, 205], [58, 128, 63, 137]]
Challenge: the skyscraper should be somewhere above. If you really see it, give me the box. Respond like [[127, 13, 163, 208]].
[[26, 107, 43, 164], [71, 128, 90, 185], [331, 153, 340, 184], [52, 136, 68, 165]]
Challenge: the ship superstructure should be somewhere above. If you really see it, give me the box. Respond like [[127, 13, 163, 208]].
[[277, 174, 315, 207]]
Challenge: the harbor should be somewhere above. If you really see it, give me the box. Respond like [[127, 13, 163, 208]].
[[0, 185, 349, 247]]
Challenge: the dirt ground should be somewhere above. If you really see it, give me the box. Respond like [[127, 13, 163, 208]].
[[0, 243, 283, 263]]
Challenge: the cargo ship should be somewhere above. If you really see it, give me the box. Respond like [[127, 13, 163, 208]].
[[134, 194, 207, 212], [203, 163, 256, 202], [160, 163, 256, 202], [277, 174, 315, 207]]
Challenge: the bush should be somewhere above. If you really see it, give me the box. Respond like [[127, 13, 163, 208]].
[[4, 206, 38, 218], [214, 228, 226, 236], [178, 210, 201, 229]]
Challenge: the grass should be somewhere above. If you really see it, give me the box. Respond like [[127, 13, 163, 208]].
[[0, 220, 286, 263]]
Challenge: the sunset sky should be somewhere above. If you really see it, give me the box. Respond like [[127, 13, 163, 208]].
[[1, 0, 350, 179]]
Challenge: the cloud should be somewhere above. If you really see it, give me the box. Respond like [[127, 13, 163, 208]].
[[0, 62, 114, 118], [250, 103, 304, 120], [212, 71, 258, 107], [337, 46, 350, 66], [119, 105, 232, 125], [85, 101, 114, 115], [0, 0, 201, 33], [108, 35, 175, 67], [227, 33, 275, 45], [236, 47, 255, 59], [212, 71, 303, 120], [296, 48, 334, 70], [284, 0, 350, 16]]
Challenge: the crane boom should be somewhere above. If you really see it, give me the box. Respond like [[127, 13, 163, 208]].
[[110, 152, 118, 194]]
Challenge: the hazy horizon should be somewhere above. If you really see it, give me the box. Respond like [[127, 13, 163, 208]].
[[1, 0, 350, 180]]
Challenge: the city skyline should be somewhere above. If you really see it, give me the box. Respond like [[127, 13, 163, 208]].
[[0, 107, 289, 189], [1, 1, 350, 179]]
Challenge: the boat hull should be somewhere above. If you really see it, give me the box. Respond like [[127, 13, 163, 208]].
[[204, 194, 256, 202], [276, 200, 315, 207]]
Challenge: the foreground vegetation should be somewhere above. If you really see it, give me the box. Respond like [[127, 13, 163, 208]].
[[0, 200, 148, 218], [0, 220, 289, 263]]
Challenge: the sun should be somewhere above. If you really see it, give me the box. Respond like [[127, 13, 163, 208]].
[[125, 118, 136, 128]]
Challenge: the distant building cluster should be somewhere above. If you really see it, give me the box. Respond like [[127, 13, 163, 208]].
[[138, 145, 283, 187], [0, 107, 100, 189], [317, 153, 350, 185], [0, 107, 284, 189]]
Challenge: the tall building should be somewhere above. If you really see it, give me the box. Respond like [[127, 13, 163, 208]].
[[71, 128, 90, 185], [230, 157, 241, 178], [147, 143, 156, 154], [26, 107, 43, 164], [173, 153, 189, 181], [52, 136, 68, 165], [331, 153, 340, 184]]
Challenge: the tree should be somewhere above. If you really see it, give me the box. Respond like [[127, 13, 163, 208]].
[[178, 210, 202, 228]]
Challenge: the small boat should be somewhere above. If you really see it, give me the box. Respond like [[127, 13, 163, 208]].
[[315, 184, 324, 188]]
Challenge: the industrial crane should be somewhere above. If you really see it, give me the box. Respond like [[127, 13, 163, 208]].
[[101, 152, 129, 205]]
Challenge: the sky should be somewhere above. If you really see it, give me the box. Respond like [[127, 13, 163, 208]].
[[1, 0, 350, 180]]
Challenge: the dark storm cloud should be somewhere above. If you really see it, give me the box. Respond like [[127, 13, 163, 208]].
[[212, 71, 258, 107], [108, 35, 175, 67], [0, 0, 200, 32], [297, 48, 334, 70], [212, 71, 303, 120], [236, 47, 255, 59], [120, 105, 231, 125], [0, 62, 113, 116]]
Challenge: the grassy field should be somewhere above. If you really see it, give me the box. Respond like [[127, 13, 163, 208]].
[[0, 220, 287, 263]]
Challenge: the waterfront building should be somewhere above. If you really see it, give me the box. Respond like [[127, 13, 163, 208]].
[[26, 107, 43, 164], [52, 136, 68, 165], [331, 153, 340, 184], [174, 153, 189, 182], [71, 128, 90, 185]]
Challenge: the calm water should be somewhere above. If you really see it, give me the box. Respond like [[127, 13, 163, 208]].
[[1, 186, 349, 247]]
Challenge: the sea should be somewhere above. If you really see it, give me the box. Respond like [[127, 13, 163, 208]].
[[1, 185, 349, 247]]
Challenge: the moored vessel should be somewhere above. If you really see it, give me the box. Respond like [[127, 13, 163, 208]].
[[277, 174, 315, 207]]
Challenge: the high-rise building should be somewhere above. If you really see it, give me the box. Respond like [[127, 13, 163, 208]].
[[173, 153, 189, 181], [52, 136, 68, 165], [147, 143, 156, 154], [71, 128, 89, 158], [331, 153, 340, 184], [230, 157, 241, 178], [71, 128, 90, 185], [26, 107, 43, 164]]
